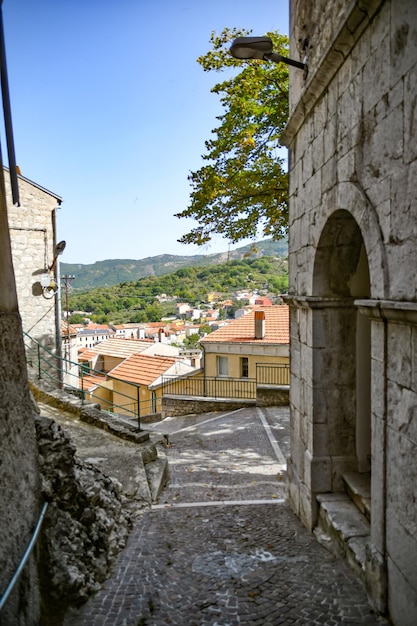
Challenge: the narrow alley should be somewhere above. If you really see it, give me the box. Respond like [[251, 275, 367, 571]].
[[65, 407, 388, 625]]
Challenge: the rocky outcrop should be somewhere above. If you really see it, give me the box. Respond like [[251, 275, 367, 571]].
[[35, 414, 131, 621]]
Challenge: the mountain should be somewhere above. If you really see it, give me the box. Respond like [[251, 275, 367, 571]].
[[61, 239, 288, 290]]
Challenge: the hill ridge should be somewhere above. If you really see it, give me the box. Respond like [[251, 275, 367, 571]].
[[61, 239, 287, 290]]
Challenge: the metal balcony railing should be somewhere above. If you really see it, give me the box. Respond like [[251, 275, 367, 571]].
[[256, 363, 290, 386], [162, 375, 257, 400], [162, 363, 289, 400]]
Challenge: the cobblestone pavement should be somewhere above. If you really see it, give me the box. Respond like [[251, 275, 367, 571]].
[[67, 406, 388, 626]]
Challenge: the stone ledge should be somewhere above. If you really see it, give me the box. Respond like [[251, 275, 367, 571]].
[[31, 382, 150, 444], [314, 492, 370, 579], [356, 299, 417, 324]]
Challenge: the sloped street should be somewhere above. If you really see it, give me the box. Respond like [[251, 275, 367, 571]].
[[64, 406, 388, 625]]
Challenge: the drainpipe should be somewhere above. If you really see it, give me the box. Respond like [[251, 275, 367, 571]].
[[201, 343, 206, 397], [137, 385, 141, 432]]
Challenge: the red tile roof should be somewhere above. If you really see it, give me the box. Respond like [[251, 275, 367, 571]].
[[79, 373, 107, 391], [78, 338, 153, 360], [254, 297, 272, 306], [107, 354, 177, 386], [201, 305, 289, 345]]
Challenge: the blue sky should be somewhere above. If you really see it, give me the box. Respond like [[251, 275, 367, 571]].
[[3, 0, 289, 264]]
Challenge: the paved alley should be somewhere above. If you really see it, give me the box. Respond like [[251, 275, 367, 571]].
[[66, 406, 388, 625]]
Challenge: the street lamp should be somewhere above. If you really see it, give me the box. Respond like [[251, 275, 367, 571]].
[[230, 36, 308, 77]]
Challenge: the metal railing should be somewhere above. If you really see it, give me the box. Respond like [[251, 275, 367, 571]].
[[162, 363, 290, 400], [23, 333, 161, 428], [162, 375, 257, 400], [0, 502, 49, 613], [256, 363, 290, 386], [24, 334, 290, 418]]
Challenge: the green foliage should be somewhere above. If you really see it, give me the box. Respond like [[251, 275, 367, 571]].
[[66, 256, 288, 323], [61, 238, 288, 290], [68, 313, 85, 324], [176, 28, 289, 246], [184, 333, 201, 348]]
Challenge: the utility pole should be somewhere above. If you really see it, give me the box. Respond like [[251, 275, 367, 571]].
[[61, 274, 75, 365]]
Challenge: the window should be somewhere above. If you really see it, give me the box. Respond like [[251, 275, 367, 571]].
[[241, 357, 249, 378], [217, 356, 229, 377]]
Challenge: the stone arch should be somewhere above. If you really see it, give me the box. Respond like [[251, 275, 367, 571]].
[[312, 182, 387, 299], [311, 185, 386, 485], [313, 209, 370, 474], [335, 182, 388, 299]]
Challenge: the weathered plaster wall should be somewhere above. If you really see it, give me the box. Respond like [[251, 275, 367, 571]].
[[283, 0, 417, 621]]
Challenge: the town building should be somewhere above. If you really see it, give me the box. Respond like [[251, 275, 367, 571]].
[[201, 305, 289, 382], [75, 324, 115, 349], [282, 0, 417, 621], [78, 337, 199, 418], [6, 168, 63, 379]]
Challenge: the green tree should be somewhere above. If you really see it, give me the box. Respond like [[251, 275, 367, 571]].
[[68, 313, 85, 324], [176, 27, 289, 247], [184, 333, 201, 348]]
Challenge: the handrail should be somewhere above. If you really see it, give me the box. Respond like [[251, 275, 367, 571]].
[[0, 502, 49, 612], [23, 332, 161, 427]]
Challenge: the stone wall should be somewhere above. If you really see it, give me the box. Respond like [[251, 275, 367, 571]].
[[162, 395, 256, 417], [35, 413, 131, 625], [256, 385, 289, 407], [162, 388, 289, 417], [283, 0, 417, 621], [0, 314, 42, 626], [6, 170, 61, 348]]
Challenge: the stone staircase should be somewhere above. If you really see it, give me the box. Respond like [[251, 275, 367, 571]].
[[314, 472, 371, 581]]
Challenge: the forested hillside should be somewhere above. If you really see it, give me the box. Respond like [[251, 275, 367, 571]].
[[61, 238, 287, 290], [67, 256, 288, 324]]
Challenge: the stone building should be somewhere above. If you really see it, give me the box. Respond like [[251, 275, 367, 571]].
[[6, 168, 63, 352], [282, 0, 417, 622]]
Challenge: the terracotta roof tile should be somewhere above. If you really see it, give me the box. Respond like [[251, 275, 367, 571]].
[[78, 338, 153, 360], [201, 305, 289, 345], [79, 373, 107, 391], [108, 354, 177, 386]]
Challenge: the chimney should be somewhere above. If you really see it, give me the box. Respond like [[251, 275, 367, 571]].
[[254, 310, 265, 339]]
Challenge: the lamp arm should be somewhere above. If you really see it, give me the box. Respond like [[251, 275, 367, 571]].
[[264, 52, 306, 71]]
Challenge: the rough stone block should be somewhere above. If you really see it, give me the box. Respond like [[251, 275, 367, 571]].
[[386, 555, 417, 626]]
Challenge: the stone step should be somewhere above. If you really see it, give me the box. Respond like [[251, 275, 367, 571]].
[[314, 493, 370, 580], [145, 447, 169, 502], [342, 472, 371, 522]]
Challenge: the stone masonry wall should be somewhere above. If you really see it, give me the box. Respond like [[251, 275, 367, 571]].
[[0, 312, 42, 626], [284, 0, 417, 622], [162, 395, 255, 417], [6, 171, 61, 348], [162, 388, 289, 417]]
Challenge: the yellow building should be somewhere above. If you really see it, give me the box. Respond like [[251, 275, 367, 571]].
[[200, 305, 289, 384], [106, 353, 196, 418], [78, 338, 198, 418]]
